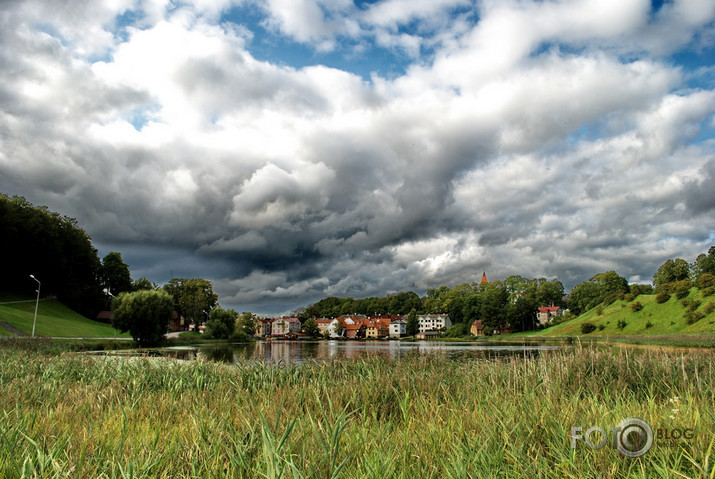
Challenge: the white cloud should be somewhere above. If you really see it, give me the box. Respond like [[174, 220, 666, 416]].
[[1, 0, 713, 313]]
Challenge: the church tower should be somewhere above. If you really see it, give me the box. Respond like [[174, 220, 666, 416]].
[[480, 271, 488, 284]]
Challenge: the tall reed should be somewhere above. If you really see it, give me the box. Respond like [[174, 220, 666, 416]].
[[0, 340, 712, 478]]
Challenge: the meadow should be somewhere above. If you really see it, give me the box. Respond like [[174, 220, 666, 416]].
[[0, 294, 129, 338], [0, 338, 713, 478]]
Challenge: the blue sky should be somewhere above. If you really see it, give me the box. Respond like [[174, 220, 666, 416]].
[[1, 0, 714, 314]]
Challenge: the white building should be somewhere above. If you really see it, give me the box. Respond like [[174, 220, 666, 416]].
[[389, 319, 406, 338], [271, 317, 301, 336], [418, 314, 451, 332]]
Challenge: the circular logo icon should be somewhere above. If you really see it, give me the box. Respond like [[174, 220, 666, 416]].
[[614, 417, 653, 458]]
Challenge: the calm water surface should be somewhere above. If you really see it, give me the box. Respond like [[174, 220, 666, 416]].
[[119, 340, 567, 364]]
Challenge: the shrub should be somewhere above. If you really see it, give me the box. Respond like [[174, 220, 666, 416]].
[[630, 301, 643, 312], [682, 299, 701, 312], [231, 329, 248, 342], [673, 280, 693, 299], [702, 287, 715, 297], [581, 322, 597, 334], [602, 291, 623, 306], [112, 290, 174, 347], [596, 305, 603, 316], [205, 307, 238, 339], [645, 321, 653, 329], [703, 302, 715, 315], [686, 311, 705, 325], [617, 319, 627, 330], [656, 291, 671, 304], [698, 273, 715, 290], [598, 324, 605, 331]]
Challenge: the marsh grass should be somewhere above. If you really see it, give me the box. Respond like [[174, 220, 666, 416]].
[[0, 339, 713, 478]]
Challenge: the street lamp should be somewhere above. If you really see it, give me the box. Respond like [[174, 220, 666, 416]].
[[29, 275, 40, 337]]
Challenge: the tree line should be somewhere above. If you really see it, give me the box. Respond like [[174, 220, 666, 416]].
[[298, 276, 566, 335]]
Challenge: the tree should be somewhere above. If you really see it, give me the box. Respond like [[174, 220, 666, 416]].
[[333, 320, 345, 338], [163, 278, 218, 326], [302, 318, 320, 337], [112, 289, 173, 346], [591, 271, 629, 299], [0, 194, 104, 317], [506, 296, 537, 332], [239, 312, 257, 336], [406, 309, 419, 336], [692, 247, 715, 282], [480, 282, 509, 334], [654, 259, 690, 287], [568, 281, 599, 315], [132, 277, 157, 291], [101, 252, 132, 295], [205, 307, 237, 339], [535, 279, 565, 306]]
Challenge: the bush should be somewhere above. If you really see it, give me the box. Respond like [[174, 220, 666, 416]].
[[205, 307, 238, 339], [617, 319, 627, 330], [630, 301, 643, 312], [656, 291, 671, 304], [702, 287, 715, 297], [598, 324, 605, 331], [645, 321, 653, 329], [231, 329, 248, 342], [581, 322, 597, 334], [698, 273, 715, 290], [602, 291, 624, 306], [596, 305, 603, 316], [112, 290, 174, 347], [686, 311, 705, 325], [704, 302, 715, 315], [673, 280, 693, 299], [682, 299, 701, 312]]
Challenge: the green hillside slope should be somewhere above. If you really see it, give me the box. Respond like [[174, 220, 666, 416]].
[[0, 294, 130, 338], [526, 288, 715, 337]]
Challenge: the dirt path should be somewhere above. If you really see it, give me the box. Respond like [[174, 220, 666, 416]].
[[0, 322, 27, 336]]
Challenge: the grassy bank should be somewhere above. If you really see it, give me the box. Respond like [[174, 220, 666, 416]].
[[0, 294, 130, 338], [0, 338, 713, 478]]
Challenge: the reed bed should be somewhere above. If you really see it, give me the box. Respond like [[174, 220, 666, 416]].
[[0, 338, 713, 478]]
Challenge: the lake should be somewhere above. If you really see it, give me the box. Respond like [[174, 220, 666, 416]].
[[111, 340, 567, 364]]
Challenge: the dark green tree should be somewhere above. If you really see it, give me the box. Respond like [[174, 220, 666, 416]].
[[205, 307, 237, 339], [653, 259, 690, 287], [480, 282, 509, 334], [101, 252, 132, 295], [302, 318, 320, 337], [692, 247, 715, 282], [239, 312, 257, 336], [132, 277, 157, 291], [406, 309, 419, 336], [567, 281, 600, 315], [163, 278, 218, 326], [0, 194, 104, 317], [112, 289, 173, 346]]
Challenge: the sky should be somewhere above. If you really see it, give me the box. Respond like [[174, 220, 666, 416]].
[[1, 0, 714, 315]]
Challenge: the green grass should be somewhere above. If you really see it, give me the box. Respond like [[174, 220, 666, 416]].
[[519, 288, 715, 340], [0, 338, 713, 478], [0, 296, 130, 338]]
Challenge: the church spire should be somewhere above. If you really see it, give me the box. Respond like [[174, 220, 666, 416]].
[[480, 271, 488, 284]]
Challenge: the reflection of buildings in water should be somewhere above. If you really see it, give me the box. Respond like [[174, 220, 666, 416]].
[[164, 341, 563, 365]]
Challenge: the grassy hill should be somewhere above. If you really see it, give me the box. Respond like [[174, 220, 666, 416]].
[[517, 287, 715, 338], [0, 293, 130, 338]]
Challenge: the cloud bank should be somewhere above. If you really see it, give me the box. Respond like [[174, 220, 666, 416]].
[[1, 0, 713, 313]]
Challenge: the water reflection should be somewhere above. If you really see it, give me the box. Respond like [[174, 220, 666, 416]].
[[140, 341, 565, 365]]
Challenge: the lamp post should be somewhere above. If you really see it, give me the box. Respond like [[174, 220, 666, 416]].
[[104, 288, 116, 339], [30, 274, 40, 337]]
